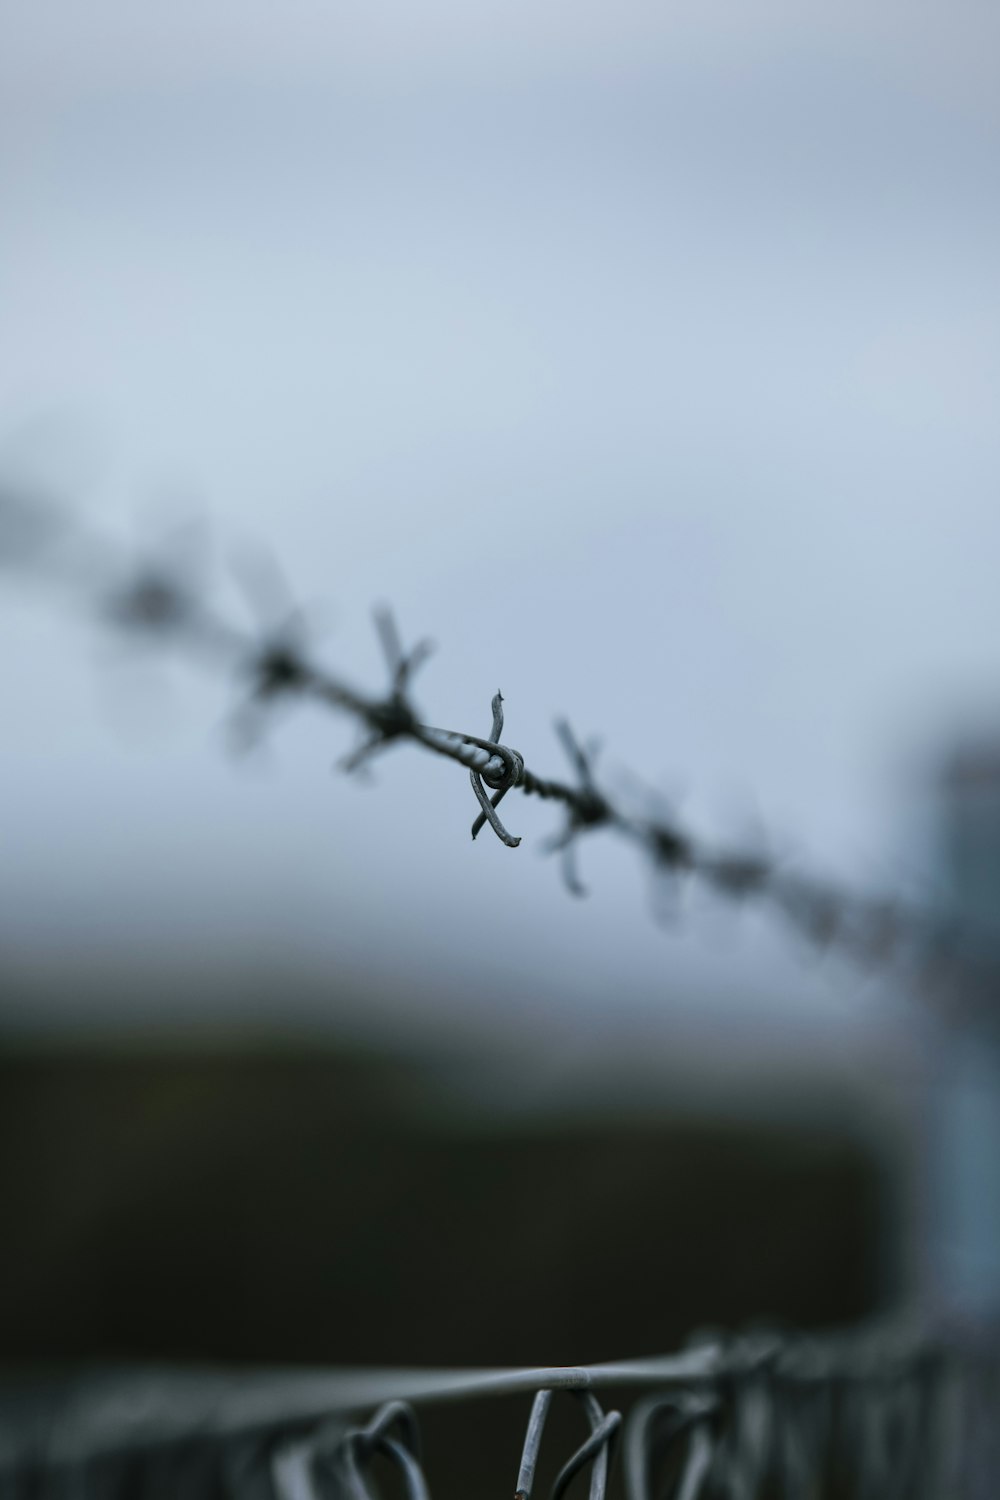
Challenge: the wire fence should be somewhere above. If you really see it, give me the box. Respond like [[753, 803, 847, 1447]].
[[3, 484, 1000, 1496], [0, 482, 977, 997], [1, 1325, 998, 1498]]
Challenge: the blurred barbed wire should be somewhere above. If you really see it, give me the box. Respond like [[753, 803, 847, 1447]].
[[0, 482, 981, 1002], [0, 1324, 997, 1497]]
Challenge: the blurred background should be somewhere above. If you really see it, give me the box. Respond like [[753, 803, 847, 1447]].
[[2, 2, 1000, 1483]]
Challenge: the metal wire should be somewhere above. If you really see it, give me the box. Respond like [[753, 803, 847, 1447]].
[[623, 1392, 719, 1500], [0, 486, 976, 992], [3, 492, 998, 1498], [1, 1326, 997, 1497], [515, 1389, 621, 1500]]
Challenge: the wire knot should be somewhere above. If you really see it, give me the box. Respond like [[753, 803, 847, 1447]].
[[469, 692, 524, 847]]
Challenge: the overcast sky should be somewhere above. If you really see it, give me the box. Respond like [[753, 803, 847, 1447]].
[[2, 0, 999, 1053]]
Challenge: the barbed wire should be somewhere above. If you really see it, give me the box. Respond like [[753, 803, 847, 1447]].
[[5, 488, 1000, 1498], [1, 1325, 997, 1496], [0, 482, 977, 996]]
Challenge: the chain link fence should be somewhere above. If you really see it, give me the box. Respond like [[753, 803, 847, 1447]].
[[2, 1328, 999, 1497]]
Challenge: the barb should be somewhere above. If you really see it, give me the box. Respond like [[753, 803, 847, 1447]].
[[540, 722, 615, 896], [339, 609, 432, 773], [0, 486, 972, 991], [467, 692, 524, 848]]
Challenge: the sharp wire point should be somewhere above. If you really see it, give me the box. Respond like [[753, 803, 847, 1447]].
[[0, 492, 957, 990]]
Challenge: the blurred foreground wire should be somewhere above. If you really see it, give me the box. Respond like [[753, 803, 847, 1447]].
[[1, 1325, 998, 1497]]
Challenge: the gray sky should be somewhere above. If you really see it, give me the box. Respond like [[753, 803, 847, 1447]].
[[2, 0, 999, 1051]]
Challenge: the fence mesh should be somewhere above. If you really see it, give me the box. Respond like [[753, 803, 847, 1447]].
[[1, 1327, 999, 1497]]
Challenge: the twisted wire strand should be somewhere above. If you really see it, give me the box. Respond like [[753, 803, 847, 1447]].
[[0, 488, 968, 991]]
